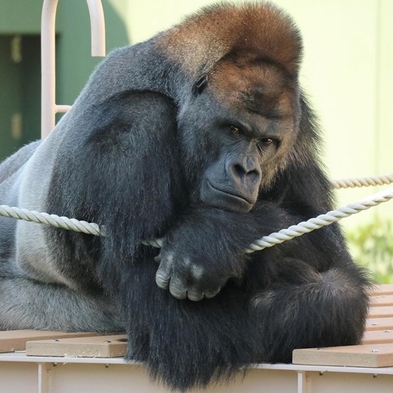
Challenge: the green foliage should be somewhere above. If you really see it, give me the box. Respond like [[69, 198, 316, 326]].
[[347, 219, 393, 284]]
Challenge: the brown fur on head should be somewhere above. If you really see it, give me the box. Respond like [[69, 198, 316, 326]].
[[157, 2, 303, 77]]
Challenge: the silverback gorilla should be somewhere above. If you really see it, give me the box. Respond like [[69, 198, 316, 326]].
[[0, 3, 369, 391]]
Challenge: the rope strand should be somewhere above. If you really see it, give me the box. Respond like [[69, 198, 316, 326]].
[[245, 187, 393, 253], [0, 205, 101, 236], [331, 174, 393, 189]]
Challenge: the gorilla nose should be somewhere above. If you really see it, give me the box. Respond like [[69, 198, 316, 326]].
[[227, 156, 261, 185]]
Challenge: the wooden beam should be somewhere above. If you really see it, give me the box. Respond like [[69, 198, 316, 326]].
[[26, 334, 128, 358], [0, 330, 98, 353], [293, 344, 393, 368]]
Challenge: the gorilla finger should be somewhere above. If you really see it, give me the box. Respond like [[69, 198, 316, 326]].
[[204, 287, 221, 299], [169, 278, 187, 300], [187, 290, 205, 302], [156, 267, 170, 290]]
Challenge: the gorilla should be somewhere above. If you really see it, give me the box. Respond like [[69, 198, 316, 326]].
[[0, 3, 370, 391]]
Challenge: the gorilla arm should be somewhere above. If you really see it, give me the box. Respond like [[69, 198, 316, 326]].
[[154, 154, 368, 303], [44, 90, 185, 286]]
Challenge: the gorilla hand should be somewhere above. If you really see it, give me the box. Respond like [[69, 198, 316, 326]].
[[156, 206, 257, 301], [155, 248, 224, 301]]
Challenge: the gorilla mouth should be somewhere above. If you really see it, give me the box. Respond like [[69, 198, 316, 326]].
[[206, 181, 254, 211]]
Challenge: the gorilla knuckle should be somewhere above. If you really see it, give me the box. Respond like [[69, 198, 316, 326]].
[[190, 264, 205, 280]]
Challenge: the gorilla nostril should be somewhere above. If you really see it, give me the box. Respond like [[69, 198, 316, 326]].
[[246, 169, 261, 184], [232, 163, 247, 178]]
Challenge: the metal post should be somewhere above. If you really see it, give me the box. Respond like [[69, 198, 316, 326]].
[[297, 371, 311, 393], [40, 0, 106, 139], [37, 363, 53, 393]]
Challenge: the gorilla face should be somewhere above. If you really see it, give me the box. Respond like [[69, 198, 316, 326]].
[[179, 61, 299, 213], [199, 126, 277, 213]]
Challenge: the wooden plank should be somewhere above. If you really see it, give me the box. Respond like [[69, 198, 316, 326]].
[[362, 330, 393, 344], [0, 330, 98, 353], [367, 306, 393, 318], [26, 334, 128, 358], [293, 344, 393, 368], [366, 318, 393, 331], [370, 295, 393, 307], [370, 284, 393, 296]]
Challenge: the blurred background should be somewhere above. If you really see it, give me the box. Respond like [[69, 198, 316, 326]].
[[0, 0, 392, 281]]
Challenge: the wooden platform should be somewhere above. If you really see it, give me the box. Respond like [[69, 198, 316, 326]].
[[1, 284, 393, 393], [293, 284, 393, 368], [17, 284, 393, 365]]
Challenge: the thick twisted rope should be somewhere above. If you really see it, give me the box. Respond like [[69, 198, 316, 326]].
[[0, 205, 101, 236], [245, 187, 393, 253], [331, 173, 393, 189], [0, 174, 392, 250]]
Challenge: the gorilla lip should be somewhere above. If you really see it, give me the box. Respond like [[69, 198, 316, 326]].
[[207, 180, 253, 206]]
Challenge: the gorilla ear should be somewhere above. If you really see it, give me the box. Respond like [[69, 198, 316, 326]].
[[192, 75, 208, 95]]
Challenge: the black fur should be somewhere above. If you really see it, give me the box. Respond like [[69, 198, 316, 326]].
[[0, 3, 370, 391]]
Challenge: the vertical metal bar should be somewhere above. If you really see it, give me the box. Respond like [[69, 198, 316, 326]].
[[40, 0, 106, 139], [38, 363, 53, 393], [86, 0, 106, 57], [297, 371, 310, 393], [41, 0, 58, 139]]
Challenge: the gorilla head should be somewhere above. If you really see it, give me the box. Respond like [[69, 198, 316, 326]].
[[196, 59, 301, 212], [158, 4, 303, 212]]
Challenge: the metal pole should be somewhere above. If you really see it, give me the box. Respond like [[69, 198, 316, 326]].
[[40, 0, 106, 139]]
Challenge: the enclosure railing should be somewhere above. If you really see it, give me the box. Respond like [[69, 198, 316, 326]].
[[41, 0, 106, 139]]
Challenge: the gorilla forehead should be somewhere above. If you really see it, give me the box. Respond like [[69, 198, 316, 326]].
[[209, 60, 297, 120]]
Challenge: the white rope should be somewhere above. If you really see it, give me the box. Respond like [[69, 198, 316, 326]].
[[0, 205, 101, 236], [0, 174, 392, 250], [331, 174, 393, 189], [245, 187, 393, 253]]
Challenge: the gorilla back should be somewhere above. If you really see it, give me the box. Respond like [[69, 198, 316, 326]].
[[0, 3, 370, 391]]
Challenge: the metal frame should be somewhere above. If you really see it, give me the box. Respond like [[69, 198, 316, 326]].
[[40, 0, 106, 139], [1, 352, 393, 393]]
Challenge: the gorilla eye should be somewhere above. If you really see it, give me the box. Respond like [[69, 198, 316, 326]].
[[228, 125, 241, 135], [257, 138, 277, 152], [260, 138, 274, 145]]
